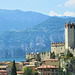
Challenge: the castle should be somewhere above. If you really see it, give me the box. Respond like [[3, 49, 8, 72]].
[[26, 21, 75, 61], [51, 21, 75, 56], [26, 52, 55, 61]]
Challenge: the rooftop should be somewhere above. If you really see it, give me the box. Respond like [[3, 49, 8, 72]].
[[17, 71, 24, 74], [42, 59, 58, 62], [0, 70, 8, 72], [37, 65, 59, 69], [25, 65, 35, 67], [0, 66, 8, 68]]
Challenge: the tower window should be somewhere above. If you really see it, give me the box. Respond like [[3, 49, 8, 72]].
[[70, 25, 72, 28], [74, 25, 75, 28]]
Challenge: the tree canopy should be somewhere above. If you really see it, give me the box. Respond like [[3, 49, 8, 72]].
[[33, 71, 38, 75], [24, 67, 32, 75], [10, 60, 17, 75], [66, 50, 73, 58]]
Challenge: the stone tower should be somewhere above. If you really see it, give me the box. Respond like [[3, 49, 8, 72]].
[[65, 22, 75, 50]]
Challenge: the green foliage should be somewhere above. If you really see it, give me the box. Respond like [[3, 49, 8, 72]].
[[21, 61, 25, 63], [65, 63, 73, 75], [56, 54, 59, 57], [51, 52, 55, 59], [42, 52, 46, 54], [72, 57, 75, 61], [33, 71, 38, 75], [66, 50, 73, 58], [24, 67, 32, 75], [59, 65, 63, 75], [10, 60, 17, 75]]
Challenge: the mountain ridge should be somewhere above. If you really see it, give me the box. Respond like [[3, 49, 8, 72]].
[[0, 9, 50, 34], [0, 9, 75, 58]]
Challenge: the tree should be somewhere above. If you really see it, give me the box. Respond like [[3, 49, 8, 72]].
[[51, 52, 55, 59], [66, 50, 73, 58], [65, 63, 72, 75], [24, 67, 32, 75], [10, 60, 17, 75], [33, 71, 38, 75]]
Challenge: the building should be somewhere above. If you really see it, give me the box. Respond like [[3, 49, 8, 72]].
[[42, 59, 59, 67], [65, 22, 75, 56], [40, 52, 51, 61], [17, 71, 24, 75], [0, 63, 11, 74], [65, 22, 75, 49], [26, 52, 55, 62], [51, 42, 65, 56], [17, 62, 23, 71], [26, 52, 41, 62], [0, 70, 8, 75], [6, 62, 18, 70], [51, 22, 75, 56], [22, 65, 35, 74], [37, 65, 59, 75]]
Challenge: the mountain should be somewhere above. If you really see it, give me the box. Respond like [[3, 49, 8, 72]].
[[0, 16, 75, 58], [0, 9, 49, 34]]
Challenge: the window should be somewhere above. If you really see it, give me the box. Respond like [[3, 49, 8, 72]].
[[48, 69, 50, 71], [70, 25, 72, 28], [51, 73, 54, 75], [56, 73, 59, 75], [44, 69, 46, 71], [52, 69, 54, 72]]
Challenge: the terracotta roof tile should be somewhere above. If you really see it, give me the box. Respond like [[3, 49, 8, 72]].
[[0, 70, 8, 72], [37, 65, 59, 69], [17, 71, 24, 74], [43, 59, 58, 61]]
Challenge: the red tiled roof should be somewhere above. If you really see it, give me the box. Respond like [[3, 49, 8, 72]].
[[37, 65, 59, 69], [43, 59, 58, 62], [17, 71, 24, 74], [0, 70, 8, 72], [35, 68, 37, 70]]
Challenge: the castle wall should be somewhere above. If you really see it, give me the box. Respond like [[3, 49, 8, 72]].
[[65, 23, 69, 49], [51, 42, 65, 56], [68, 24, 75, 48], [26, 52, 51, 62], [51, 45, 65, 56], [74, 25, 75, 47], [65, 23, 75, 49], [40, 52, 50, 61]]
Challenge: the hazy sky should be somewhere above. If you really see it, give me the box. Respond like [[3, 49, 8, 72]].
[[0, 0, 75, 16]]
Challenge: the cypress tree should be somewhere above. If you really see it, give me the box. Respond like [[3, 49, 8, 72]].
[[10, 60, 17, 75]]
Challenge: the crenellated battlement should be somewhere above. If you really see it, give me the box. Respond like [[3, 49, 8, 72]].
[[65, 23, 68, 28], [26, 52, 55, 61], [65, 23, 75, 28], [51, 42, 65, 47]]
